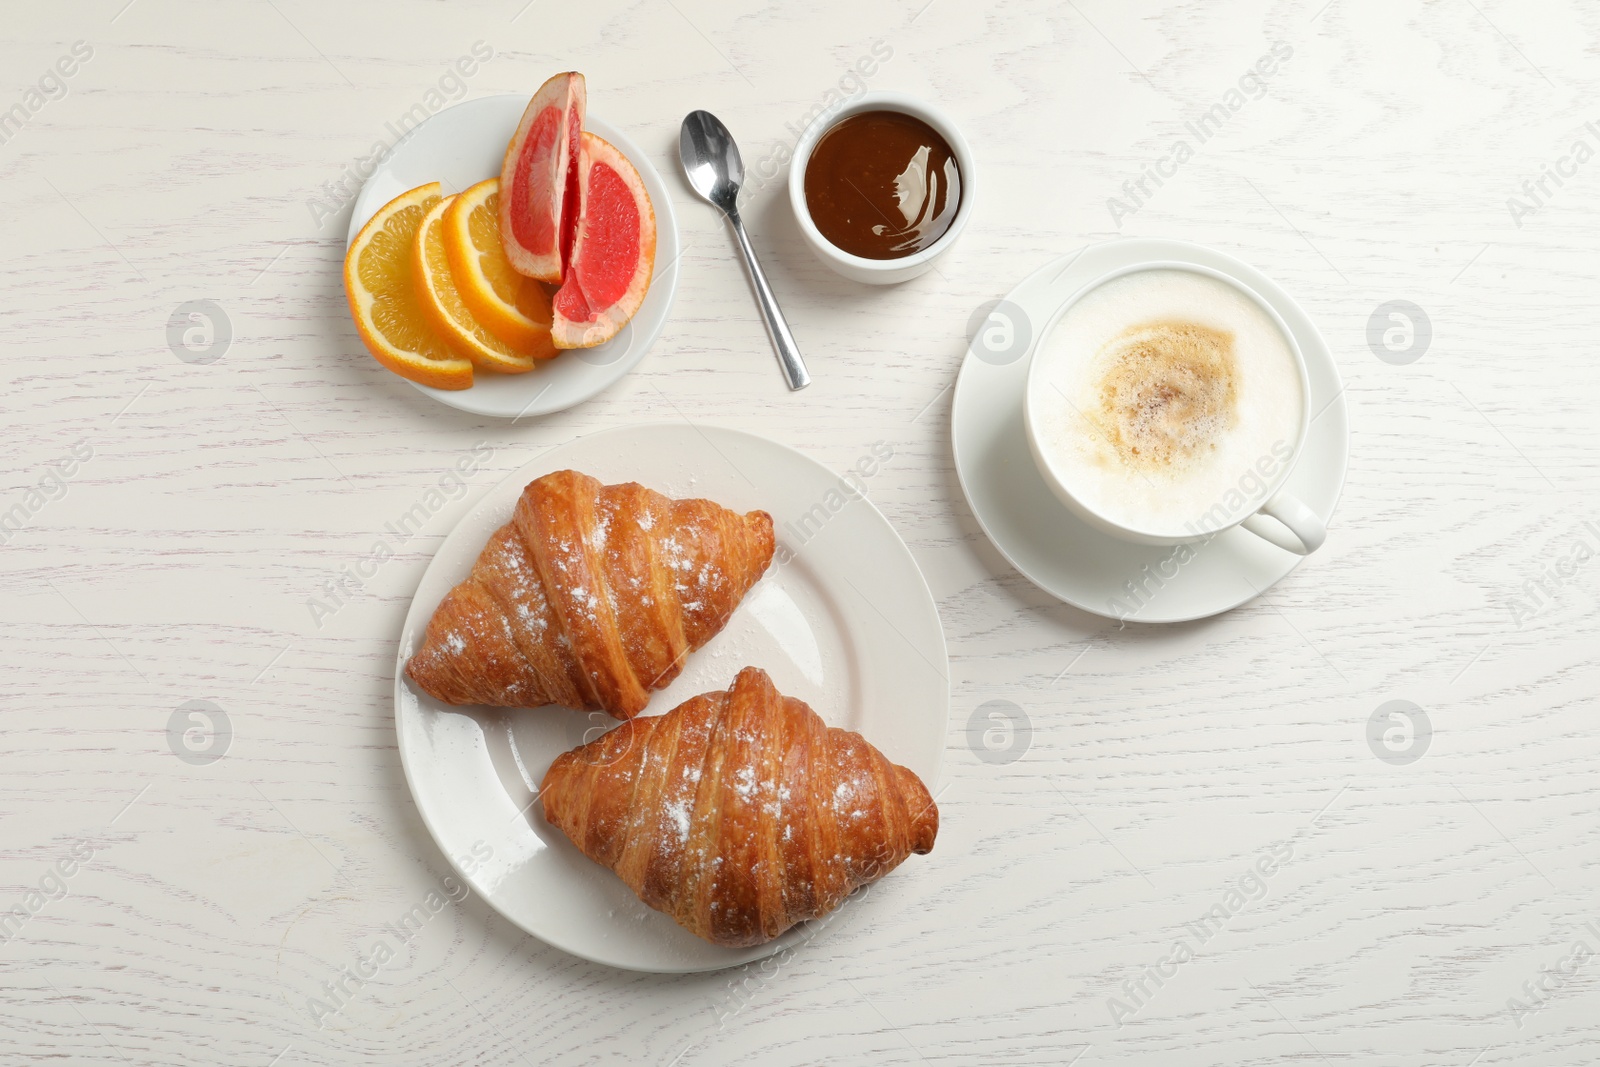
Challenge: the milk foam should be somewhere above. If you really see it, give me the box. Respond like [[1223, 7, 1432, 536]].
[[1031, 269, 1303, 537]]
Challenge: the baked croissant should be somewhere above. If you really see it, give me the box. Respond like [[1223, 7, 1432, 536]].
[[540, 666, 938, 947], [406, 470, 774, 719]]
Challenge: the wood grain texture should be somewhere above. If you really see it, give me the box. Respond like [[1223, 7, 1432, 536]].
[[3, 0, 1599, 1063]]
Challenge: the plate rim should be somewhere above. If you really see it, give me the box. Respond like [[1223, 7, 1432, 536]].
[[346, 94, 681, 420], [392, 421, 949, 972], [950, 236, 1350, 623]]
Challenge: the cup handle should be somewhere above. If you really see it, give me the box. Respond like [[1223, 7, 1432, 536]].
[[1239, 493, 1326, 555]]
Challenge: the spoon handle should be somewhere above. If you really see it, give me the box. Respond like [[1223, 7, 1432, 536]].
[[725, 208, 810, 391]]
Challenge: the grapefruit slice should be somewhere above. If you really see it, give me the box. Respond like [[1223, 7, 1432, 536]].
[[414, 194, 544, 375], [499, 71, 586, 284], [551, 132, 657, 350], [442, 178, 557, 357], [343, 182, 473, 391]]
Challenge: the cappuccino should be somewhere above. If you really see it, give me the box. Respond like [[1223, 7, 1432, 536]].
[[1029, 268, 1303, 537]]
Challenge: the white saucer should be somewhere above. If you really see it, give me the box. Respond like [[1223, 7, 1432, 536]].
[[950, 238, 1349, 623], [347, 95, 680, 419], [394, 423, 947, 972]]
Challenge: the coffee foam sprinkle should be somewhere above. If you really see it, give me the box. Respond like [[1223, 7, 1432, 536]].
[[1084, 319, 1239, 473]]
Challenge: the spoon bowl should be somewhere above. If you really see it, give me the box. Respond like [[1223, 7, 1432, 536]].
[[680, 110, 743, 213]]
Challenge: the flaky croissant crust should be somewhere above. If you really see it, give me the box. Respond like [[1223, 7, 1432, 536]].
[[540, 667, 938, 947], [407, 470, 774, 718]]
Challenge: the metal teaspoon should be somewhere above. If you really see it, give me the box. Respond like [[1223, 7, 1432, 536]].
[[679, 110, 811, 391]]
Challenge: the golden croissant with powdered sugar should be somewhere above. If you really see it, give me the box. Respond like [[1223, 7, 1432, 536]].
[[406, 470, 774, 718], [540, 667, 939, 947]]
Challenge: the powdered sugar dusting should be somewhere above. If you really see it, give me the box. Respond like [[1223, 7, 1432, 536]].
[[663, 797, 690, 842]]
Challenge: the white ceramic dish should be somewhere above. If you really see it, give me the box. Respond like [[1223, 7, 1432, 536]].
[[394, 423, 948, 972], [787, 91, 975, 285], [347, 95, 680, 419], [951, 238, 1349, 623]]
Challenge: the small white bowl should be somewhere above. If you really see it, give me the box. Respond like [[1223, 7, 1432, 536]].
[[787, 91, 975, 285]]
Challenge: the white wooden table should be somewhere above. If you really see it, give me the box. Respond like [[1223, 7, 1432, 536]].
[[4, 1, 1598, 1063]]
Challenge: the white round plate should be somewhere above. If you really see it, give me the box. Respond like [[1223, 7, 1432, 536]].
[[394, 424, 947, 972], [951, 238, 1349, 623], [347, 95, 680, 418]]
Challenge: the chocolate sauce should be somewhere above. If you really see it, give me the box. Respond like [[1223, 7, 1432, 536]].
[[803, 110, 961, 260]]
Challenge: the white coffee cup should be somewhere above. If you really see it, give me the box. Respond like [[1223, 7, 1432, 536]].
[[1022, 262, 1326, 555]]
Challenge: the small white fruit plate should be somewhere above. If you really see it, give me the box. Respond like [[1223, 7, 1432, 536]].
[[348, 95, 680, 419]]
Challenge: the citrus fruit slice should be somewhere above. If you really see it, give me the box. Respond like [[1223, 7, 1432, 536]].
[[414, 194, 541, 375], [500, 71, 586, 284], [344, 182, 473, 390], [551, 132, 657, 350], [442, 178, 557, 358]]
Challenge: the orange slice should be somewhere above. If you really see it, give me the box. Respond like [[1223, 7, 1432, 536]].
[[442, 178, 558, 357], [415, 194, 544, 375], [344, 182, 473, 390]]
